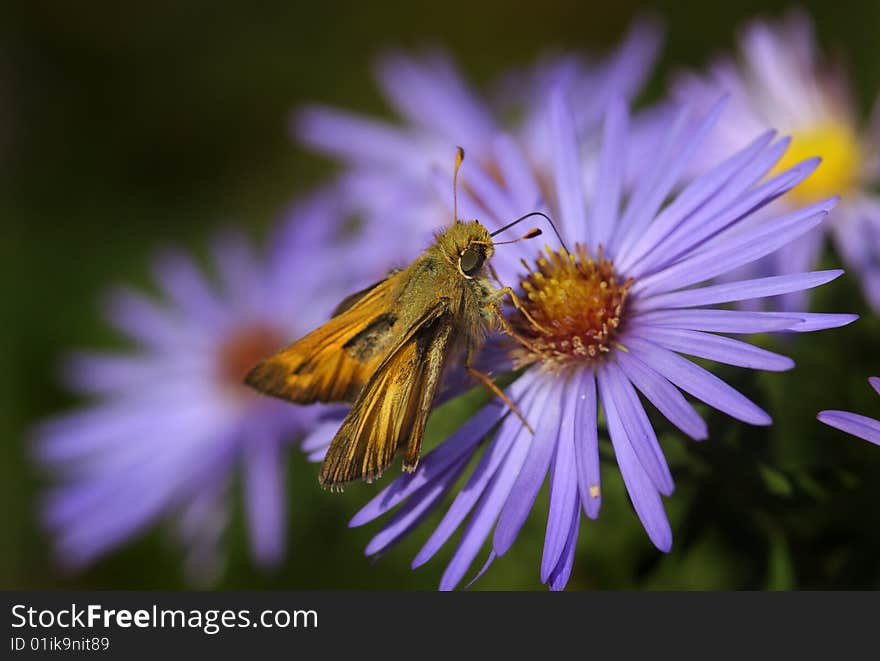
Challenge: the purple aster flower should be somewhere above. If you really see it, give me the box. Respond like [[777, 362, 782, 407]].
[[294, 18, 663, 277], [345, 89, 858, 591], [672, 9, 880, 310], [818, 377, 880, 446], [33, 193, 362, 584]]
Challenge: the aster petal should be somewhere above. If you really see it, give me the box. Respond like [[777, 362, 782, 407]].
[[617, 130, 776, 271], [103, 287, 195, 350], [547, 499, 581, 591], [462, 159, 518, 225], [817, 411, 880, 446], [870, 377, 880, 397], [630, 309, 803, 333], [634, 197, 834, 297], [634, 270, 844, 311], [492, 134, 542, 212], [549, 89, 588, 244], [60, 351, 210, 395], [624, 336, 771, 425], [616, 350, 708, 441], [151, 249, 228, 330], [598, 370, 672, 552], [758, 312, 859, 332], [600, 362, 674, 495], [589, 98, 628, 248], [572, 369, 602, 519], [210, 231, 263, 314], [438, 387, 549, 591], [541, 375, 581, 582], [375, 52, 496, 148], [365, 453, 473, 557], [633, 153, 819, 278], [295, 105, 424, 168], [631, 326, 794, 371], [348, 381, 525, 527], [412, 388, 538, 568], [493, 379, 562, 557], [244, 437, 286, 567], [614, 99, 727, 256]]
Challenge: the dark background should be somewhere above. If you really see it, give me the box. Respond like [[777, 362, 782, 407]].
[[2, 0, 880, 590]]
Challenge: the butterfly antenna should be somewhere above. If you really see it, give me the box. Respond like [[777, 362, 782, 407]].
[[487, 228, 543, 246], [453, 146, 464, 222], [491, 211, 569, 253]]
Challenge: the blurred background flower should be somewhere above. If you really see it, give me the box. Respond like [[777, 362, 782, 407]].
[[672, 9, 880, 311], [33, 194, 362, 585], [295, 18, 663, 276], [4, 1, 880, 590]]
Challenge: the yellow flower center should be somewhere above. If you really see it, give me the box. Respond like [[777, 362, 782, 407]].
[[510, 244, 631, 371], [774, 121, 861, 204]]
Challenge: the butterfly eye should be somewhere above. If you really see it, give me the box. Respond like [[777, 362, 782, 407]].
[[459, 245, 485, 277]]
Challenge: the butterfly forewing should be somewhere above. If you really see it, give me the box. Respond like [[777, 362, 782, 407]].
[[244, 274, 402, 404]]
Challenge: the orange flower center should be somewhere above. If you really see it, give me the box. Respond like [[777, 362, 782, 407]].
[[218, 325, 284, 387], [510, 244, 631, 371]]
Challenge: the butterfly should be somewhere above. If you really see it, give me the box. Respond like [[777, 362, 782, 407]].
[[245, 149, 559, 489]]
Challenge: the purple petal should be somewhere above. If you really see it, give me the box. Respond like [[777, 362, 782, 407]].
[[634, 198, 835, 297], [632, 151, 819, 278], [631, 309, 803, 333], [438, 385, 550, 591], [600, 362, 674, 495], [760, 312, 859, 332], [541, 375, 581, 582], [817, 411, 880, 445], [412, 383, 541, 568], [295, 105, 423, 168], [631, 327, 795, 371], [598, 370, 672, 552], [547, 499, 580, 591], [549, 88, 587, 244], [623, 336, 772, 425], [590, 98, 629, 248], [870, 377, 880, 397], [365, 453, 472, 557], [492, 134, 542, 212], [375, 52, 496, 149], [151, 249, 227, 330], [348, 393, 512, 527], [617, 130, 775, 271], [616, 350, 708, 441], [635, 270, 844, 311], [244, 437, 286, 568], [614, 99, 726, 257], [573, 370, 602, 519], [493, 379, 562, 556]]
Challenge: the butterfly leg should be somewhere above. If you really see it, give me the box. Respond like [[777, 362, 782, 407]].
[[465, 347, 534, 434], [485, 301, 546, 357], [493, 286, 553, 335]]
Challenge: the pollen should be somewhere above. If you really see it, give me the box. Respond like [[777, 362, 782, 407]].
[[510, 244, 632, 371], [774, 121, 861, 204], [218, 325, 284, 387]]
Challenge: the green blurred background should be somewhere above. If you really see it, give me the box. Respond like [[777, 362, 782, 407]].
[[3, 0, 880, 590]]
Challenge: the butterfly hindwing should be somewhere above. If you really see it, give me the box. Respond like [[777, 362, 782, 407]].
[[318, 298, 455, 488]]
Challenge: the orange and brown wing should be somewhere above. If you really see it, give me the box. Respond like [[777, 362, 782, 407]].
[[319, 299, 455, 488], [244, 274, 401, 404]]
